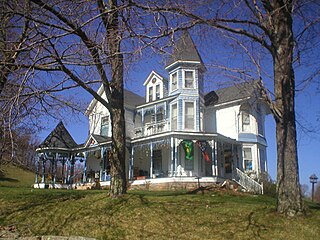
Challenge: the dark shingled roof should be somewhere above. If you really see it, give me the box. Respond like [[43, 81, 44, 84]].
[[205, 81, 260, 105], [124, 89, 145, 107], [39, 121, 78, 149], [91, 134, 111, 144], [166, 31, 203, 67]]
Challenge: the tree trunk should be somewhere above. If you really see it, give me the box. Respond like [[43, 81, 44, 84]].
[[107, 0, 127, 196], [272, 1, 303, 215]]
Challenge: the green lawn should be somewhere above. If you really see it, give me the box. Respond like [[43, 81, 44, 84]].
[[0, 164, 35, 188], [0, 165, 320, 239]]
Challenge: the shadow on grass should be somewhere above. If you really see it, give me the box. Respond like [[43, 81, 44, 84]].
[[0, 177, 19, 182]]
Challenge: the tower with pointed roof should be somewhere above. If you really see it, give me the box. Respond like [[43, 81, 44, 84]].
[[166, 31, 206, 132]]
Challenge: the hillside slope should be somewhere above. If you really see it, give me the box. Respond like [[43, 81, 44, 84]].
[[0, 164, 35, 187]]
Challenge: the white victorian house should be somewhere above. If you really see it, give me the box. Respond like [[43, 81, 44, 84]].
[[35, 32, 269, 193]]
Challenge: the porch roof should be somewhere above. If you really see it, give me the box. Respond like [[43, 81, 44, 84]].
[[131, 131, 240, 145], [39, 121, 78, 150]]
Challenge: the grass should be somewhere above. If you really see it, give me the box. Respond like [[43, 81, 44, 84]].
[[0, 164, 35, 188], [0, 165, 320, 239]]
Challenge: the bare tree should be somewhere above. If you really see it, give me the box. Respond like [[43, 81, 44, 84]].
[[3, 0, 196, 196], [129, 0, 320, 215]]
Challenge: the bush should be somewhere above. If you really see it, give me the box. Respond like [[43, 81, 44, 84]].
[[260, 172, 277, 197]]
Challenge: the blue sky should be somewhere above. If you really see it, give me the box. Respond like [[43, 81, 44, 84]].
[[38, 31, 320, 191]]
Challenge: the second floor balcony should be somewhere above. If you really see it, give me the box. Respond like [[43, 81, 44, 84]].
[[134, 120, 170, 138]]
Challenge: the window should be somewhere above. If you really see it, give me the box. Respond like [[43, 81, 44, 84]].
[[259, 148, 266, 172], [171, 72, 177, 91], [156, 107, 164, 122], [101, 116, 109, 136], [257, 106, 264, 135], [243, 148, 253, 171], [155, 84, 160, 100], [185, 102, 194, 129], [171, 104, 177, 130], [242, 112, 250, 132], [148, 86, 153, 102], [184, 70, 194, 88]]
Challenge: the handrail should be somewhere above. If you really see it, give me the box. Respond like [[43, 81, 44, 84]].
[[234, 168, 263, 194]]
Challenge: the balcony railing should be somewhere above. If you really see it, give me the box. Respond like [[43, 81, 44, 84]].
[[134, 120, 169, 137]]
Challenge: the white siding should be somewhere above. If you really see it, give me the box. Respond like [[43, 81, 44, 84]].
[[215, 105, 239, 139]]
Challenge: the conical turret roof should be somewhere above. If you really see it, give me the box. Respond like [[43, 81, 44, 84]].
[[166, 31, 204, 67]]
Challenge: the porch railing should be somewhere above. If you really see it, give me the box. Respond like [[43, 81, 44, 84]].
[[233, 168, 263, 194], [134, 120, 169, 137]]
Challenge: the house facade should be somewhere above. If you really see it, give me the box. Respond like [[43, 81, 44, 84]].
[[35, 32, 269, 192]]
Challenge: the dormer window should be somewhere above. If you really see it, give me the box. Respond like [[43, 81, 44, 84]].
[[171, 72, 178, 91], [156, 84, 160, 100], [148, 86, 153, 102], [184, 70, 194, 88]]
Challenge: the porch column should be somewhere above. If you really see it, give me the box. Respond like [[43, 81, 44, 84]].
[[141, 109, 145, 135], [69, 154, 75, 185], [35, 154, 39, 184], [41, 155, 45, 183], [174, 138, 178, 176], [149, 143, 153, 178], [100, 147, 104, 182], [170, 137, 174, 177], [83, 151, 88, 183], [61, 156, 66, 184], [213, 140, 218, 176], [129, 146, 135, 180], [53, 153, 58, 187], [105, 148, 109, 181], [231, 144, 234, 179]]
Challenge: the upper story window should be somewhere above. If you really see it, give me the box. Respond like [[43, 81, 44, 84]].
[[242, 112, 250, 132], [148, 86, 153, 102], [171, 103, 177, 130], [184, 102, 194, 129], [184, 70, 194, 89], [171, 72, 178, 91], [101, 116, 110, 136], [240, 103, 251, 133], [155, 84, 160, 100]]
